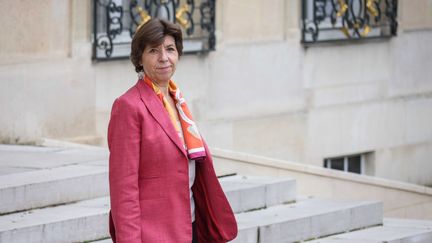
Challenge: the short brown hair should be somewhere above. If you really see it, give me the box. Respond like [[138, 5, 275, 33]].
[[130, 18, 183, 73]]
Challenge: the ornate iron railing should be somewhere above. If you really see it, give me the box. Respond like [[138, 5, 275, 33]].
[[92, 0, 216, 60], [302, 0, 398, 44]]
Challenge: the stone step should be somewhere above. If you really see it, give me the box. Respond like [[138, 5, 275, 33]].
[[0, 163, 109, 214], [219, 175, 296, 213], [0, 145, 108, 173], [0, 197, 110, 243], [90, 239, 112, 243], [0, 172, 295, 242], [231, 198, 383, 243], [0, 145, 295, 215], [0, 196, 382, 243], [306, 218, 432, 243], [0, 163, 294, 215]]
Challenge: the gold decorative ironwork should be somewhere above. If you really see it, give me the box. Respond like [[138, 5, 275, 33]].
[[341, 27, 350, 38], [342, 22, 372, 38], [302, 0, 398, 43], [336, 0, 348, 17], [366, 0, 379, 17], [176, 4, 191, 29], [136, 6, 151, 30], [341, 0, 378, 38], [360, 25, 371, 37]]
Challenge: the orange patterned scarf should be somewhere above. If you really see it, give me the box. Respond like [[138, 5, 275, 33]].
[[143, 76, 206, 160]]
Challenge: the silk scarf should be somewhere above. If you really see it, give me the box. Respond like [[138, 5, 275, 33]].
[[143, 76, 206, 160]]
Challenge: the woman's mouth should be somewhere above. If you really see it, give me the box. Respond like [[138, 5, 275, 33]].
[[156, 66, 172, 73]]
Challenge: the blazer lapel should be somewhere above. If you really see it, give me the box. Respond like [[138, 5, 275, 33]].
[[135, 80, 188, 159]]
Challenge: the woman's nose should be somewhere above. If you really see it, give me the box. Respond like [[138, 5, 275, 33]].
[[158, 49, 168, 62]]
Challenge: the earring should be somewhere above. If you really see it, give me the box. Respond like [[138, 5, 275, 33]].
[[138, 71, 144, 80]]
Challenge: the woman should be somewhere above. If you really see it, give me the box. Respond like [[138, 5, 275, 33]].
[[108, 18, 238, 243]]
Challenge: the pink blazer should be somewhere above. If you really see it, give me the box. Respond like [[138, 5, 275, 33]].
[[108, 80, 237, 243]]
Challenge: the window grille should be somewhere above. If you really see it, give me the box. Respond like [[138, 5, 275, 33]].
[[92, 0, 216, 60], [302, 0, 398, 44]]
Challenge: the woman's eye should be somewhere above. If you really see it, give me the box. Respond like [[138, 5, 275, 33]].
[[167, 47, 176, 52], [149, 49, 158, 53]]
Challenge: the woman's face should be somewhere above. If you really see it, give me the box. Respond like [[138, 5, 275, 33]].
[[141, 35, 179, 84]]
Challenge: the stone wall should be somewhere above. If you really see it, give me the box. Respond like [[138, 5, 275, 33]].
[[0, 0, 97, 144], [211, 148, 432, 220]]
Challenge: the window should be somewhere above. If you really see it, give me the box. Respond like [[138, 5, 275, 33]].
[[92, 0, 216, 60], [324, 153, 367, 174], [301, 0, 398, 44]]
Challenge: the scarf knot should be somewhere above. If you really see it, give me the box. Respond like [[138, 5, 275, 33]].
[[144, 76, 206, 160]]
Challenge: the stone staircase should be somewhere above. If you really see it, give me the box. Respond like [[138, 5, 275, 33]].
[[0, 144, 431, 243], [308, 218, 432, 243]]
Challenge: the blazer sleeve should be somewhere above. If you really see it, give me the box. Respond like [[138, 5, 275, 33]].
[[108, 97, 142, 243]]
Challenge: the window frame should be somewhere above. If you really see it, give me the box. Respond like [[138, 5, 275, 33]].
[[92, 0, 216, 61], [324, 154, 366, 174], [301, 0, 398, 44]]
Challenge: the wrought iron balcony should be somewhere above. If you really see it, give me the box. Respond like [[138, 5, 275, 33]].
[[92, 0, 216, 60], [302, 0, 398, 44]]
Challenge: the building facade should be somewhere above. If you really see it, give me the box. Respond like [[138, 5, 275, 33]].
[[1, 0, 431, 186]]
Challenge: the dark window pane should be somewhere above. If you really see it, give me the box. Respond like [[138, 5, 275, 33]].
[[348, 156, 361, 174], [324, 160, 328, 168], [331, 158, 344, 171]]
